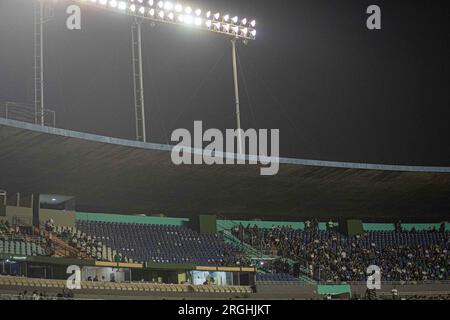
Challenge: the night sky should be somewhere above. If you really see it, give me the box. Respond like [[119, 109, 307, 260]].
[[0, 0, 449, 165]]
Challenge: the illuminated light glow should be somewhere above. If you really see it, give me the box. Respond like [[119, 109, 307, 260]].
[[175, 3, 183, 12], [164, 1, 173, 10], [118, 1, 127, 10], [73, 0, 257, 40], [184, 15, 193, 24]]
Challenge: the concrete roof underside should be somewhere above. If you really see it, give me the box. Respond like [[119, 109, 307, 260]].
[[1, 118, 449, 221]]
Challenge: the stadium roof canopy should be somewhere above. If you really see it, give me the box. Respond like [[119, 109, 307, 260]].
[[1, 118, 449, 221]]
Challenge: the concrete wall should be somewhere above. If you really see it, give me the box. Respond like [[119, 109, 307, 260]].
[[4, 206, 75, 227], [40, 208, 76, 227], [5, 206, 32, 224], [255, 284, 318, 299], [351, 283, 450, 298]]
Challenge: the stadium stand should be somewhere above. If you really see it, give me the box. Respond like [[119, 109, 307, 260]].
[[232, 223, 450, 283], [50, 220, 248, 266], [0, 238, 46, 256], [256, 273, 301, 284], [0, 220, 48, 257], [0, 275, 254, 300]]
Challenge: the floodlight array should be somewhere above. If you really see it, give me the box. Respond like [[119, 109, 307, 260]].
[[76, 0, 257, 40]]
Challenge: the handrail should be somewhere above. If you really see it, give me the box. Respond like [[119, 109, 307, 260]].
[[316, 280, 450, 286], [0, 101, 56, 127], [39, 224, 81, 259]]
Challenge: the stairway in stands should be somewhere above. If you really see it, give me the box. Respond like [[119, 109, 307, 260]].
[[217, 219, 316, 284]]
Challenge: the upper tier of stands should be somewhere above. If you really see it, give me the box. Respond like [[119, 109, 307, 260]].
[[232, 224, 449, 283], [76, 220, 246, 266]]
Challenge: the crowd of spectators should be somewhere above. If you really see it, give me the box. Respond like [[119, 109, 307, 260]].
[[232, 222, 449, 283], [1, 219, 54, 256], [11, 289, 75, 300], [54, 225, 110, 261]]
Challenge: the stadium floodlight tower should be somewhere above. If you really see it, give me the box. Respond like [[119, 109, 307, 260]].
[[69, 0, 257, 149]]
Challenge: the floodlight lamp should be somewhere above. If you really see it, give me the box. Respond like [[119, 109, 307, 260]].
[[164, 1, 173, 10], [73, 0, 257, 40], [118, 1, 127, 10], [175, 3, 183, 12], [184, 15, 193, 24]]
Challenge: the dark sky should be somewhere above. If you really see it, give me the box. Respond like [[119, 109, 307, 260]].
[[0, 0, 449, 165]]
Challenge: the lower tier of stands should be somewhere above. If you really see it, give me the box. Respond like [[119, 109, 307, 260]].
[[0, 275, 253, 295]]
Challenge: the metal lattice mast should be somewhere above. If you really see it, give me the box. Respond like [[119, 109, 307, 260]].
[[131, 19, 147, 142], [231, 38, 243, 154], [34, 0, 45, 126]]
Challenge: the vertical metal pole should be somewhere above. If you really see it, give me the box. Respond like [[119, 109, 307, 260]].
[[132, 20, 147, 142], [34, 0, 45, 126], [39, 0, 44, 126], [231, 39, 242, 154]]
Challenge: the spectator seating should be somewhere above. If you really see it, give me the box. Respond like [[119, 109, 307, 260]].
[[256, 273, 301, 284], [232, 225, 450, 283], [0, 238, 46, 256], [0, 275, 253, 294], [74, 220, 244, 266]]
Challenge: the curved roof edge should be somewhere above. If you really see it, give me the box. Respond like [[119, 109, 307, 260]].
[[1, 117, 449, 174]]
